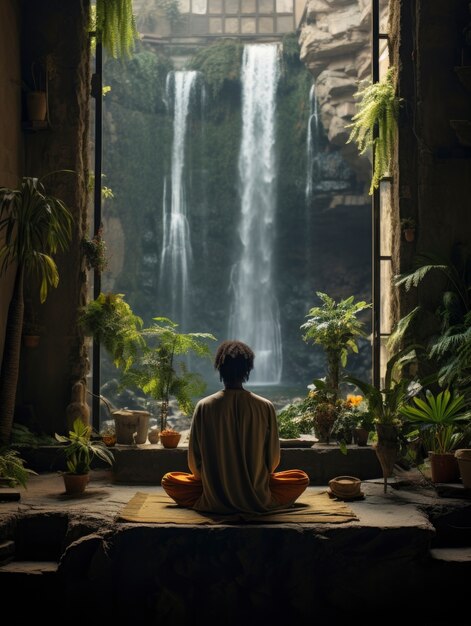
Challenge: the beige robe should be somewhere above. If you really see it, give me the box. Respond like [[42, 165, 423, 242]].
[[188, 388, 281, 514]]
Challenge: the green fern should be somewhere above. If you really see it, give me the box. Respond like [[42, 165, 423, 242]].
[[93, 0, 140, 59], [0, 448, 37, 488], [346, 67, 401, 194], [78, 292, 144, 371], [119, 317, 217, 431]]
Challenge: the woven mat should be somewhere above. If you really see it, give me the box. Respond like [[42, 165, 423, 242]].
[[117, 490, 359, 524]]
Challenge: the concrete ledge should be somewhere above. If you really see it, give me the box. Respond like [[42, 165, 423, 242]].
[[112, 444, 383, 484]]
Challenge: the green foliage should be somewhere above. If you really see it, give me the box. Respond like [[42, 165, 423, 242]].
[[82, 227, 109, 274], [301, 292, 371, 395], [55, 419, 114, 475], [119, 317, 217, 431], [11, 423, 56, 447], [0, 173, 74, 303], [188, 40, 243, 98], [78, 292, 145, 371], [346, 66, 401, 194], [394, 245, 471, 389], [277, 403, 303, 438], [281, 33, 301, 64], [156, 0, 181, 27], [93, 0, 140, 59], [0, 447, 37, 488], [344, 346, 425, 425], [399, 389, 470, 454]]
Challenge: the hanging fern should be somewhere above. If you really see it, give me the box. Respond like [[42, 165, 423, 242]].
[[346, 66, 402, 195], [93, 0, 140, 59]]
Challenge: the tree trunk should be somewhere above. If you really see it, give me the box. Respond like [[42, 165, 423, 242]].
[[327, 351, 340, 399], [0, 267, 24, 444]]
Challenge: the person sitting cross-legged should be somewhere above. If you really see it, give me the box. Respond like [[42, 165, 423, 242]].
[[161, 340, 309, 515]]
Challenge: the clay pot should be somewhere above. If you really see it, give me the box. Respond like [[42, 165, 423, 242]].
[[148, 429, 160, 444], [159, 431, 181, 448], [429, 452, 460, 484], [66, 381, 91, 431], [23, 334, 40, 348], [404, 228, 415, 242], [26, 91, 47, 121], [329, 476, 362, 499], [63, 473, 89, 496], [455, 449, 471, 489], [354, 427, 369, 446]]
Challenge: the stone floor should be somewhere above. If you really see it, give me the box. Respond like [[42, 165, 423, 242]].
[[1, 468, 470, 624]]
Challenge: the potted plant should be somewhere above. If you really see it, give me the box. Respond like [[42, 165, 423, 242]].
[[399, 388, 470, 483], [300, 292, 371, 400], [335, 394, 374, 449], [119, 317, 216, 448], [346, 66, 402, 194], [0, 173, 74, 445], [54, 418, 114, 495], [296, 379, 343, 445], [400, 217, 417, 242], [344, 347, 424, 491]]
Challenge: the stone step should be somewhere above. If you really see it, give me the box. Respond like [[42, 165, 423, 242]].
[[429, 547, 471, 564], [0, 540, 15, 565], [0, 560, 58, 575]]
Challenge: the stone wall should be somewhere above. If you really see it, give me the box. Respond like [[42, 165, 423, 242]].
[[389, 0, 471, 344], [11, 0, 91, 434], [0, 1, 21, 371]]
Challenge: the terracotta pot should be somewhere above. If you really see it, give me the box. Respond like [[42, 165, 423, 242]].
[[26, 91, 47, 121], [404, 228, 415, 242], [23, 334, 40, 348], [354, 427, 369, 446], [375, 423, 399, 492], [63, 473, 89, 495], [160, 431, 181, 448], [455, 449, 471, 489], [429, 452, 460, 484]]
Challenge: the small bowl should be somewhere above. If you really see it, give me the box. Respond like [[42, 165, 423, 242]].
[[329, 476, 362, 499]]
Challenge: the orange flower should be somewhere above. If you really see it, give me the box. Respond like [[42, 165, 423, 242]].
[[346, 394, 363, 406]]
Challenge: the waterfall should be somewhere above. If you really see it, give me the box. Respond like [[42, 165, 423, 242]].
[[229, 43, 282, 385], [159, 70, 199, 327], [305, 81, 319, 202]]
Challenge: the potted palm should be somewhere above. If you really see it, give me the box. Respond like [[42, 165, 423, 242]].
[[300, 292, 371, 400], [55, 418, 114, 495], [0, 173, 73, 445], [399, 389, 470, 483], [119, 317, 216, 448]]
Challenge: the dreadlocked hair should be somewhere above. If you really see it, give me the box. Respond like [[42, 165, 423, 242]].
[[214, 340, 255, 383]]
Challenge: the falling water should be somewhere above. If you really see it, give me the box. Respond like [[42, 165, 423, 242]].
[[159, 70, 199, 327], [305, 82, 319, 202], [229, 43, 282, 384]]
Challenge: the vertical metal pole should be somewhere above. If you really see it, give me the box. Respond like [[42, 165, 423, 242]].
[[92, 41, 103, 431], [371, 0, 381, 389]]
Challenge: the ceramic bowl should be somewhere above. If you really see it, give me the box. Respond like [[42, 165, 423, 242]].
[[328, 475, 362, 499]]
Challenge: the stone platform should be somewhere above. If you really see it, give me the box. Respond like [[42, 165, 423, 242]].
[[111, 443, 383, 484], [1, 470, 470, 624]]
